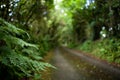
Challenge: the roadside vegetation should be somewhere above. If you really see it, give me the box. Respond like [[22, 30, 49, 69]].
[[0, 0, 120, 79], [59, 0, 120, 64], [0, 0, 55, 79], [78, 39, 120, 64]]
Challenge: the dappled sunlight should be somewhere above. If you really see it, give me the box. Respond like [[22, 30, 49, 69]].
[[0, 0, 120, 79]]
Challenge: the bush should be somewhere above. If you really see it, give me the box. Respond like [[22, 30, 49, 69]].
[[78, 40, 94, 52], [0, 18, 54, 80], [78, 38, 120, 64]]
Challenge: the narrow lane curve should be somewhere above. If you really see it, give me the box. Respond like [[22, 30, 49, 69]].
[[51, 48, 120, 80], [51, 48, 82, 80]]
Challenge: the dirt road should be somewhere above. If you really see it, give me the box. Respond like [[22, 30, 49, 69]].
[[50, 48, 120, 80]]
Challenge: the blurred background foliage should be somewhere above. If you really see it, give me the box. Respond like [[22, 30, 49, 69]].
[[60, 0, 120, 64], [0, 0, 120, 79]]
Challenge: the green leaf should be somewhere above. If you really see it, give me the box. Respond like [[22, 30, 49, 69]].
[[4, 35, 39, 49], [0, 18, 26, 35]]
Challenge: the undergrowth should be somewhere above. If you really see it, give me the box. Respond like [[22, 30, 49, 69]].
[[77, 39, 120, 64], [0, 18, 54, 80]]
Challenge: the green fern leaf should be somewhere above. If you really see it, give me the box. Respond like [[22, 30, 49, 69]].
[[4, 35, 39, 49], [0, 18, 26, 35]]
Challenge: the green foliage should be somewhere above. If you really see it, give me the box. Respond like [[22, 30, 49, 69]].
[[0, 18, 54, 80], [62, 0, 86, 11], [98, 39, 120, 63], [79, 38, 120, 63], [60, 0, 120, 64], [78, 40, 94, 52], [67, 42, 77, 48]]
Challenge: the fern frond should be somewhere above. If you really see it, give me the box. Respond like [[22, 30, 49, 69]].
[[0, 18, 54, 79], [1, 51, 54, 77], [0, 18, 24, 34], [4, 35, 39, 49], [22, 48, 43, 60]]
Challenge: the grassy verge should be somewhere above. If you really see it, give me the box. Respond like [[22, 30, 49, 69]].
[[76, 38, 120, 64]]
